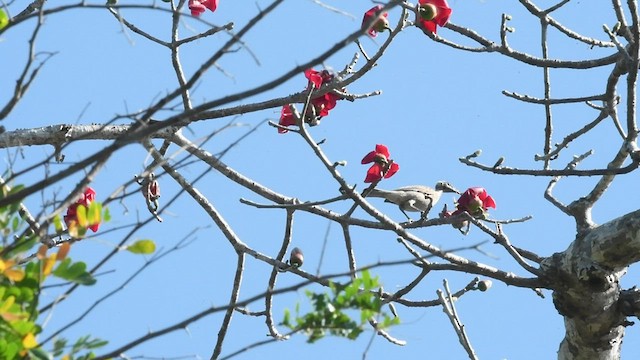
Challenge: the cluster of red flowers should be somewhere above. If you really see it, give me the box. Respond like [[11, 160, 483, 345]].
[[189, 0, 218, 16], [278, 69, 342, 134], [64, 187, 100, 233], [361, 1, 452, 37], [361, 144, 400, 183]]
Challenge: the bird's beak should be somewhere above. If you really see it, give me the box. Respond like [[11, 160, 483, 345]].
[[445, 184, 461, 194]]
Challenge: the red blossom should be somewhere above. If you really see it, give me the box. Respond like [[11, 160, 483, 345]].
[[64, 187, 100, 232], [278, 105, 297, 134], [362, 5, 390, 38], [452, 187, 496, 218], [277, 70, 342, 133], [304, 69, 323, 89], [304, 68, 335, 89], [361, 144, 400, 183], [189, 0, 218, 16], [417, 0, 452, 34], [311, 92, 341, 117]]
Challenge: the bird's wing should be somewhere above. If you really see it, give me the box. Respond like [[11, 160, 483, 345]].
[[393, 185, 433, 193]]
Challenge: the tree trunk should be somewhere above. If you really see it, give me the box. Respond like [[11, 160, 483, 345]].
[[541, 210, 640, 359]]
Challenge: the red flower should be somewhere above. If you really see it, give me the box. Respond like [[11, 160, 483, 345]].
[[417, 0, 452, 34], [278, 105, 296, 134], [311, 92, 341, 117], [189, 0, 218, 16], [69, 189, 99, 232], [362, 5, 390, 38], [361, 144, 400, 183], [453, 187, 496, 218], [304, 68, 335, 89], [64, 187, 100, 232]]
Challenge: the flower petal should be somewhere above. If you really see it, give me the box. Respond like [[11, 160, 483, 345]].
[[364, 164, 384, 183], [304, 69, 323, 89], [383, 162, 400, 179], [420, 19, 438, 34], [203, 0, 218, 12], [362, 5, 388, 38], [188, 0, 206, 16], [361, 151, 378, 164], [483, 195, 497, 209], [374, 144, 390, 158], [417, 0, 451, 32]]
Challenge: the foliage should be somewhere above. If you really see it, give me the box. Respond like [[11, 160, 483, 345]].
[[0, 183, 150, 359], [282, 270, 399, 343]]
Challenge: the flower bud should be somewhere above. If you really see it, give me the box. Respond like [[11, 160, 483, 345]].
[[477, 280, 492, 292], [373, 16, 390, 33], [289, 247, 304, 268], [419, 3, 438, 21]]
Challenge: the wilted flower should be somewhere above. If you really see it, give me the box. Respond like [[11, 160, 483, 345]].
[[362, 5, 390, 38], [417, 0, 452, 34], [361, 144, 400, 183]]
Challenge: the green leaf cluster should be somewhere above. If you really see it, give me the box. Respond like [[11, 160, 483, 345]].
[[51, 335, 108, 360], [0, 184, 107, 359], [281, 270, 400, 343]]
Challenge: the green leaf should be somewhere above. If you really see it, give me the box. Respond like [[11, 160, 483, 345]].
[[5, 234, 37, 258], [53, 214, 63, 233], [76, 205, 87, 227], [87, 201, 101, 227], [28, 347, 53, 360], [86, 338, 108, 349], [73, 272, 97, 286], [125, 239, 156, 254], [52, 258, 96, 286], [53, 338, 67, 357], [102, 207, 111, 222], [2, 342, 18, 360], [282, 309, 291, 327]]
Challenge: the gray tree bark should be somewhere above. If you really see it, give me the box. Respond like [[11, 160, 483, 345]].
[[542, 210, 640, 359]]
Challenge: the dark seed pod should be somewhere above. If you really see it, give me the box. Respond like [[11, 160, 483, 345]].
[[289, 247, 304, 268]]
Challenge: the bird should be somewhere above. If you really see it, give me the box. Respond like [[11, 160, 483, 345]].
[[366, 181, 460, 221]]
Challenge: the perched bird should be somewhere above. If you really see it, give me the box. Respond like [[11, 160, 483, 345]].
[[367, 181, 460, 220]]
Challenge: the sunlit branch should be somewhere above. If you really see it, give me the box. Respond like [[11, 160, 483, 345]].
[[264, 210, 295, 340], [440, 22, 619, 69], [533, 110, 609, 162], [0, 7, 54, 121], [437, 279, 478, 360], [502, 91, 605, 105], [211, 253, 245, 359], [518, 0, 614, 48]]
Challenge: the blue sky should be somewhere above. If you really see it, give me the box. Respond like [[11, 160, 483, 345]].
[[2, 0, 640, 359]]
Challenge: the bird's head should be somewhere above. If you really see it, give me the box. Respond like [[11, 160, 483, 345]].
[[435, 181, 460, 194]]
